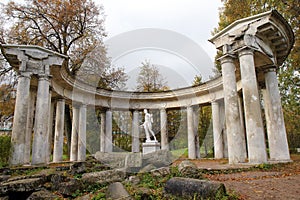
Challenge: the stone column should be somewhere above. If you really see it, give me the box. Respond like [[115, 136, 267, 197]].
[[31, 75, 50, 165], [220, 55, 247, 164], [100, 111, 106, 152], [187, 106, 196, 159], [237, 94, 247, 159], [47, 100, 55, 163], [264, 68, 290, 161], [24, 90, 36, 164], [70, 105, 79, 161], [160, 108, 168, 150], [105, 109, 113, 152], [10, 72, 31, 166], [219, 100, 228, 158], [192, 106, 200, 158], [212, 101, 223, 159], [238, 48, 267, 164], [53, 99, 65, 162], [132, 110, 140, 152], [78, 104, 87, 161]]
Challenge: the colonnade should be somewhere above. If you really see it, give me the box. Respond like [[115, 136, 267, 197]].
[[5, 10, 294, 166]]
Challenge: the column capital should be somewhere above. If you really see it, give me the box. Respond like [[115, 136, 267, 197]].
[[238, 46, 255, 57], [18, 72, 32, 79], [211, 100, 219, 106], [264, 67, 277, 73], [55, 98, 65, 103], [38, 74, 51, 81], [160, 107, 167, 112], [218, 53, 236, 65]]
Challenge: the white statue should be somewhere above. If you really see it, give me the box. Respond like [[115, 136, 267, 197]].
[[141, 109, 157, 142]]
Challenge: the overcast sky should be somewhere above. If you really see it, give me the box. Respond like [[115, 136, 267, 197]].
[[101, 0, 223, 90], [2, 0, 224, 90]]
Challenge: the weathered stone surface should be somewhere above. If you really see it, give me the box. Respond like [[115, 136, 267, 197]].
[[0, 176, 10, 182], [142, 150, 173, 168], [94, 152, 142, 169], [139, 164, 156, 173], [150, 167, 170, 177], [164, 177, 226, 199], [81, 169, 126, 184], [57, 179, 84, 197], [177, 160, 202, 179], [69, 162, 86, 175], [0, 176, 47, 195], [127, 176, 140, 185], [27, 189, 60, 200], [94, 152, 125, 168], [178, 160, 196, 172], [50, 174, 67, 191], [106, 182, 132, 200]]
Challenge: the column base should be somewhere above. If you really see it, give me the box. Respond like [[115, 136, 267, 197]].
[[142, 141, 160, 154]]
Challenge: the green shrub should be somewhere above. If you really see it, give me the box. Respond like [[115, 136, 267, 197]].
[[0, 136, 11, 167]]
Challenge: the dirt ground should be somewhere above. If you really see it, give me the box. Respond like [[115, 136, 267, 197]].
[[188, 154, 300, 200]]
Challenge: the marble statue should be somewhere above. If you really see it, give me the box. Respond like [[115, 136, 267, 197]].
[[141, 109, 157, 142]]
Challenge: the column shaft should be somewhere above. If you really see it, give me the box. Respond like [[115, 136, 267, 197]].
[[24, 90, 36, 164], [187, 106, 196, 159], [100, 111, 106, 152], [221, 55, 247, 164], [160, 108, 169, 150], [193, 106, 200, 158], [132, 110, 140, 152], [78, 104, 87, 161], [239, 48, 267, 164], [31, 75, 50, 165], [219, 100, 228, 158], [10, 72, 31, 165], [105, 110, 113, 152], [47, 100, 55, 163], [53, 99, 65, 162], [212, 101, 223, 159], [264, 68, 290, 161], [70, 106, 79, 161]]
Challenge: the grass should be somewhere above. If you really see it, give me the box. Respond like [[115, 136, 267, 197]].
[[171, 148, 188, 158]]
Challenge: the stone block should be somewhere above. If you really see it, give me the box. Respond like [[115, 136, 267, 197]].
[[106, 182, 132, 200], [164, 177, 226, 199], [142, 141, 160, 154]]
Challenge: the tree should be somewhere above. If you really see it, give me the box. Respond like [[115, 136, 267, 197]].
[[0, 0, 129, 156], [215, 0, 300, 149], [136, 60, 168, 92], [3, 0, 105, 73], [192, 75, 203, 86]]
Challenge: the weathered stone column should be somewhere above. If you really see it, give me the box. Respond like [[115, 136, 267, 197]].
[[238, 48, 267, 164], [47, 100, 55, 163], [187, 106, 196, 159], [53, 99, 65, 162], [219, 100, 228, 158], [78, 104, 87, 161], [105, 109, 113, 152], [100, 111, 106, 152], [220, 55, 247, 164], [212, 101, 223, 159], [193, 106, 200, 158], [24, 90, 36, 164], [160, 108, 168, 150], [264, 68, 290, 161], [10, 72, 31, 166], [31, 74, 50, 165], [132, 110, 140, 152], [237, 94, 247, 159], [70, 105, 79, 161]]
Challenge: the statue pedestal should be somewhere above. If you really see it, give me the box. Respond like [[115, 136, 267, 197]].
[[142, 141, 160, 154]]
